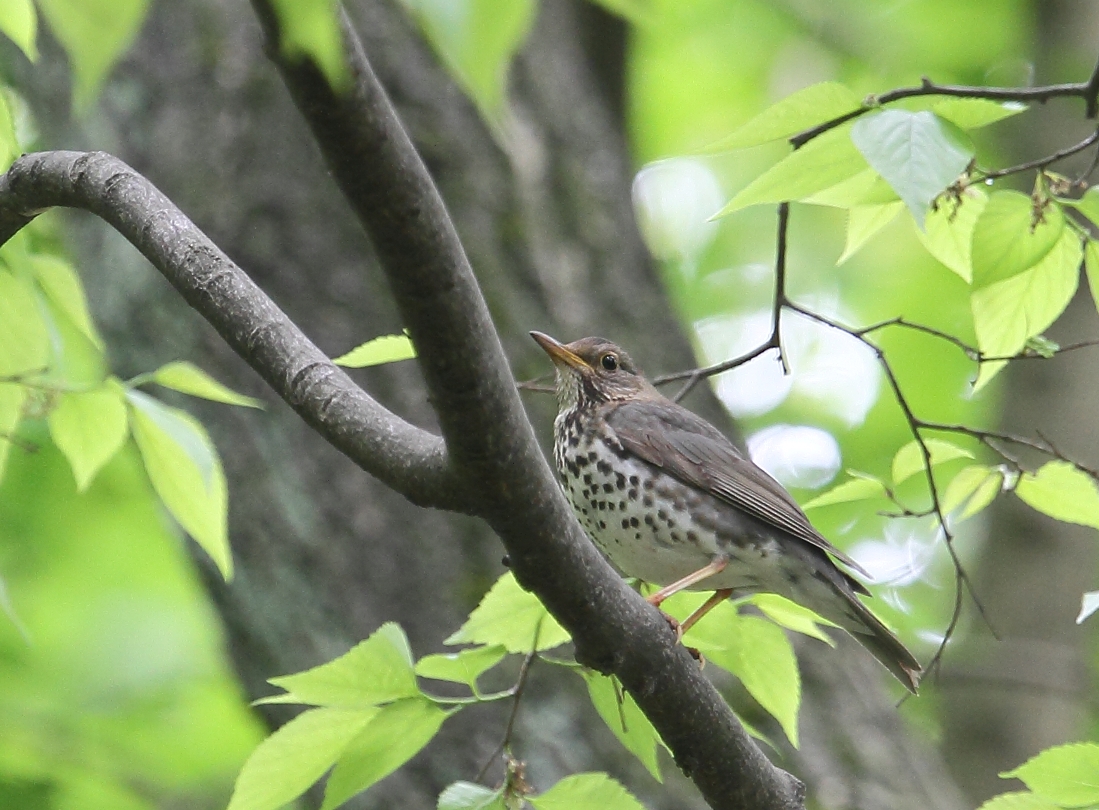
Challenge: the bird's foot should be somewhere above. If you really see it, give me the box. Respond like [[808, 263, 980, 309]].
[[657, 609, 704, 667]]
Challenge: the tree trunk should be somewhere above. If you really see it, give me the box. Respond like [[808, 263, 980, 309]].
[[15, 0, 965, 807]]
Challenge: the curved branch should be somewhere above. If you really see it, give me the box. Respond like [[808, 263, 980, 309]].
[[0, 150, 465, 512]]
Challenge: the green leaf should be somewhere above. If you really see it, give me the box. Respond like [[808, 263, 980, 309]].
[[1066, 186, 1099, 227], [582, 672, 663, 781], [1076, 591, 1099, 624], [972, 229, 1082, 391], [0, 269, 49, 376], [30, 254, 103, 349], [36, 0, 150, 108], [932, 98, 1027, 130], [1015, 461, 1099, 530], [686, 604, 800, 746], [916, 187, 988, 282], [1024, 335, 1059, 358], [803, 474, 887, 509], [415, 644, 508, 688], [126, 389, 232, 579], [1084, 238, 1099, 317], [892, 438, 973, 486], [802, 168, 898, 208], [270, 622, 419, 707], [715, 123, 869, 217], [837, 202, 904, 264], [975, 792, 1061, 810], [942, 464, 1002, 517], [850, 110, 974, 226], [47, 380, 129, 491], [971, 191, 1066, 289], [0, 382, 27, 483], [1002, 742, 1099, 806], [0, 0, 37, 61], [445, 572, 570, 653], [149, 361, 263, 408], [227, 706, 377, 810], [750, 594, 836, 644], [332, 333, 417, 368], [0, 92, 17, 171], [401, 0, 536, 117], [529, 773, 646, 810], [438, 782, 506, 810], [705, 82, 861, 152], [268, 0, 349, 91], [322, 698, 452, 810]]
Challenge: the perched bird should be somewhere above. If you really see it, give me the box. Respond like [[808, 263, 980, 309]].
[[531, 331, 921, 693]]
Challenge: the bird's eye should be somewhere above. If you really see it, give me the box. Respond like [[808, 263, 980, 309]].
[[600, 353, 619, 371]]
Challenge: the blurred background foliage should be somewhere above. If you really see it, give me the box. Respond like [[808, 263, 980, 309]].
[[0, 0, 1097, 808]]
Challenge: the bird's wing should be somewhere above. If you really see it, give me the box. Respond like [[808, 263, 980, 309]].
[[605, 398, 871, 585]]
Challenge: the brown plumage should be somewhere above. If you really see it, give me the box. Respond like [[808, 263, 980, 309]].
[[532, 331, 921, 693]]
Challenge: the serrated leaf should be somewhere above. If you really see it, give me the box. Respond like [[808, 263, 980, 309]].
[[36, 0, 150, 108], [1002, 743, 1099, 806], [150, 361, 263, 408], [975, 792, 1060, 810], [803, 475, 887, 509], [971, 191, 1066, 289], [445, 572, 570, 653], [0, 382, 27, 483], [1084, 238, 1099, 317], [916, 188, 988, 282], [0, 0, 37, 62], [322, 698, 452, 810], [529, 773, 646, 810], [705, 82, 861, 152], [715, 123, 868, 217], [227, 706, 377, 810], [851, 110, 974, 226], [972, 229, 1082, 391], [268, 0, 349, 91], [47, 380, 129, 491], [892, 438, 973, 486], [685, 604, 800, 746], [1076, 591, 1099, 624], [802, 169, 898, 208], [415, 644, 507, 688], [438, 781, 505, 810], [270, 622, 419, 707], [961, 468, 1003, 520], [0, 269, 49, 376], [838, 202, 904, 263], [30, 254, 103, 349], [1015, 461, 1099, 530], [750, 593, 836, 644], [332, 334, 417, 368], [583, 673, 663, 781], [932, 99, 1026, 130], [126, 389, 232, 579]]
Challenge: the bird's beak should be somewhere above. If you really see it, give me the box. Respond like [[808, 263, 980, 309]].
[[530, 331, 587, 371]]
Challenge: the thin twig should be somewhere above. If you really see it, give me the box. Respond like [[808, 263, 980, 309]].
[[978, 127, 1099, 181]]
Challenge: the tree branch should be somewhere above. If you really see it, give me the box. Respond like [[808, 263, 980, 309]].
[[0, 149, 465, 512], [244, 5, 805, 808]]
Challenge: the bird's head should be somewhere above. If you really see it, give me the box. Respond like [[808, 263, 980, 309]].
[[530, 332, 650, 411]]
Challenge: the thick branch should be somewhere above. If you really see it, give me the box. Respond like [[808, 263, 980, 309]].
[[243, 3, 803, 808], [0, 150, 465, 512]]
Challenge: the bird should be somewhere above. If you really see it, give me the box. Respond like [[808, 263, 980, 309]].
[[530, 331, 921, 693]]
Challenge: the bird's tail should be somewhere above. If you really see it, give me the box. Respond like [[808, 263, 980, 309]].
[[833, 591, 922, 694]]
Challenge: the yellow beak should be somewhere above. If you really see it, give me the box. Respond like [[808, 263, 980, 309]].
[[530, 331, 588, 371]]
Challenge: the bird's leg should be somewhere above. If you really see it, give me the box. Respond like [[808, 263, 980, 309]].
[[645, 556, 728, 608], [678, 588, 735, 636]]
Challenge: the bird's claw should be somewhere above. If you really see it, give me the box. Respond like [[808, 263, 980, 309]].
[[658, 609, 704, 667]]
